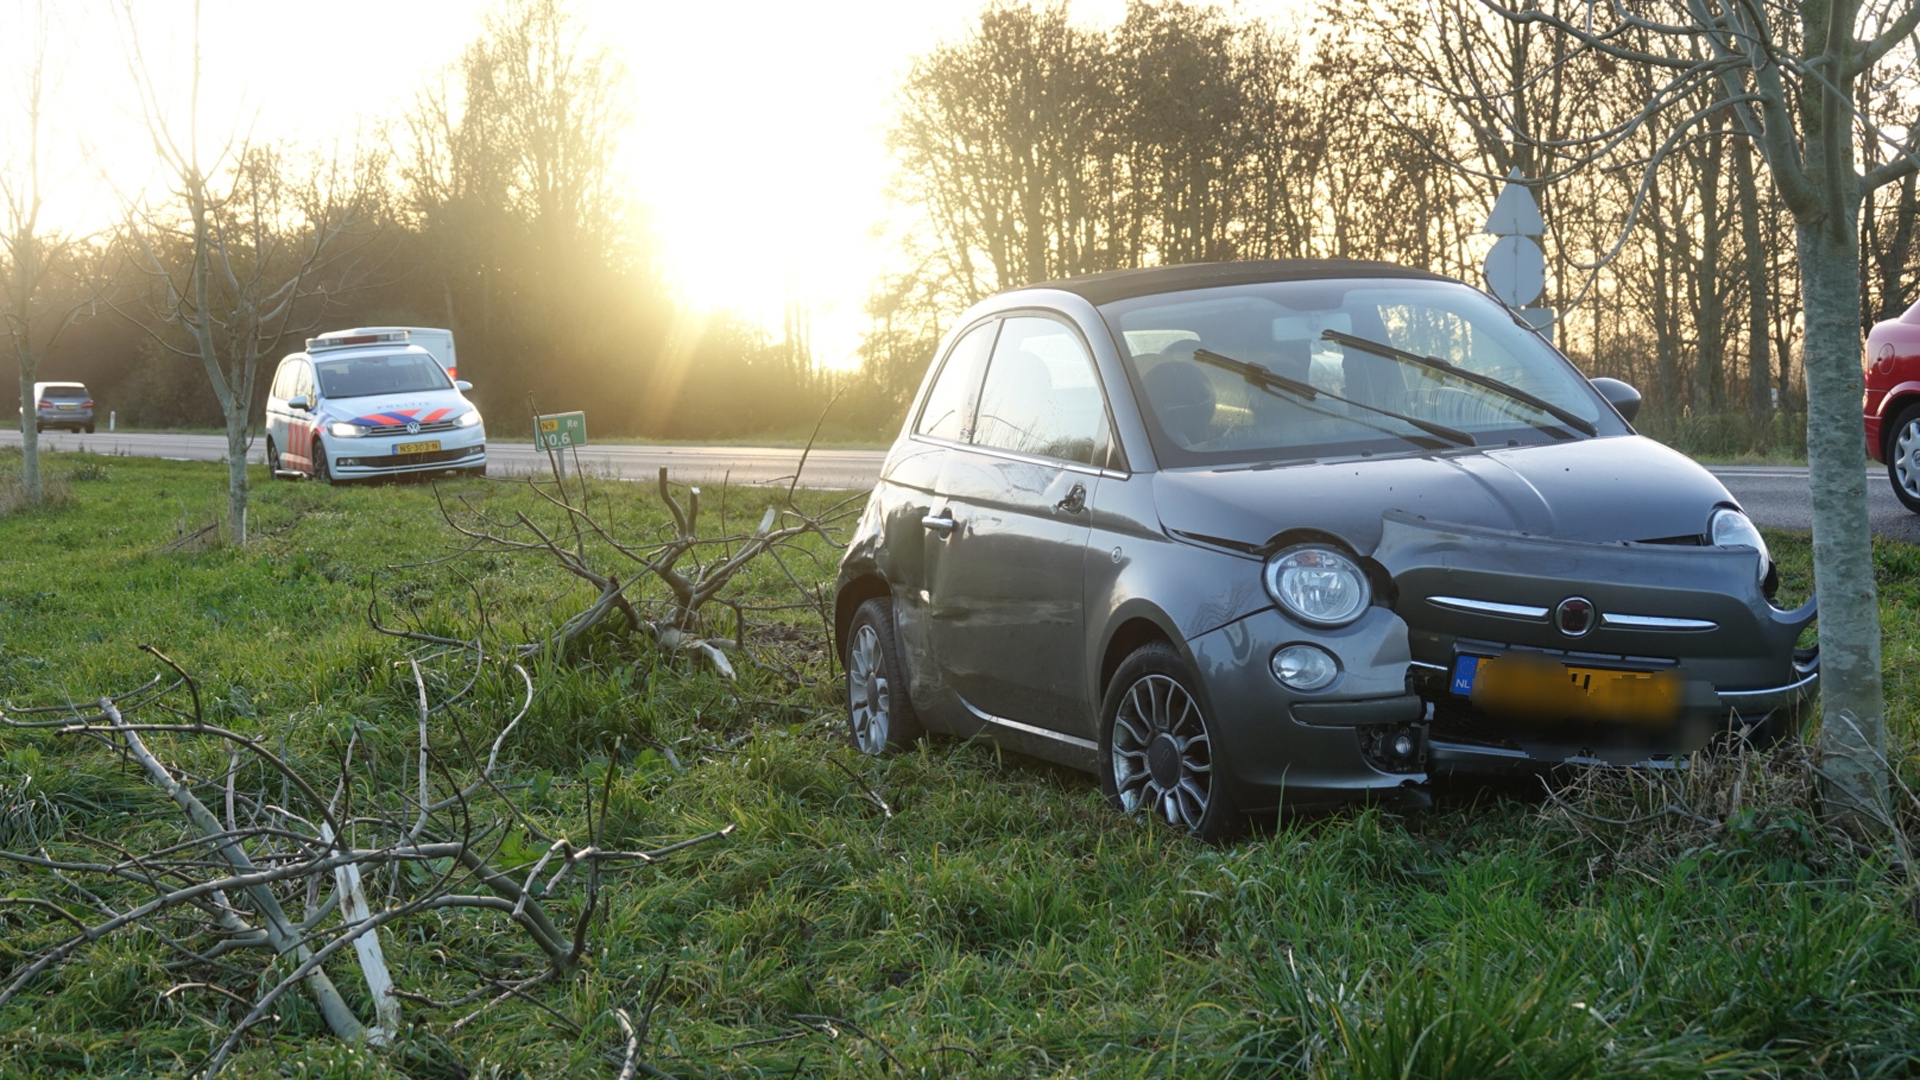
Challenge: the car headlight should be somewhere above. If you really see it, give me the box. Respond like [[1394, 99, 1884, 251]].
[[455, 409, 482, 428], [326, 422, 367, 439], [1709, 507, 1769, 582], [1264, 546, 1371, 627]]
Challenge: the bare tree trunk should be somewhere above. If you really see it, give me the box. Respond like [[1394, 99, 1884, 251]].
[[1734, 138, 1772, 420], [224, 401, 250, 545], [1799, 219, 1888, 823], [15, 355, 41, 501], [1697, 129, 1727, 408]]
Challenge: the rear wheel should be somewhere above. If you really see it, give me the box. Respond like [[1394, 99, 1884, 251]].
[[83, 423, 94, 434], [845, 597, 924, 754], [266, 437, 287, 479], [1100, 642, 1239, 842], [1888, 402, 1920, 514], [33, 422, 42, 434]]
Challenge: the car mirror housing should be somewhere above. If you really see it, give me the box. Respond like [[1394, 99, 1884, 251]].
[[1590, 377, 1641, 423], [454, 380, 473, 392], [288, 395, 311, 411]]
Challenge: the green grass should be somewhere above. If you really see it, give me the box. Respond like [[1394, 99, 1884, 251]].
[[1, 446, 1917, 1078]]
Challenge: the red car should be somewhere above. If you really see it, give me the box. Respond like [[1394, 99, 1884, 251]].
[[1866, 302, 1920, 513]]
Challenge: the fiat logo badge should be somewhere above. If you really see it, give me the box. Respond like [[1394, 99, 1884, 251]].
[[1554, 597, 1595, 637], [406, 421, 421, 434]]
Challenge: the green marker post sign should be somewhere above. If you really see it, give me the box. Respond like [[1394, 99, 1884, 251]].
[[534, 411, 587, 452]]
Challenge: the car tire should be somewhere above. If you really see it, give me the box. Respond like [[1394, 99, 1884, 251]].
[[84, 423, 94, 434], [33, 422, 42, 434], [1887, 402, 1920, 514], [266, 437, 287, 479], [1099, 642, 1239, 842], [312, 440, 339, 486], [845, 596, 924, 754]]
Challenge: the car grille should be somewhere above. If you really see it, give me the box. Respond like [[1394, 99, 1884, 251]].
[[358, 419, 465, 437]]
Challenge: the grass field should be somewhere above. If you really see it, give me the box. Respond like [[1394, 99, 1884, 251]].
[[0, 448, 1917, 1079]]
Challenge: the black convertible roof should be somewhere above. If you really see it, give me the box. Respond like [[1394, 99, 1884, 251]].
[[1017, 259, 1456, 306]]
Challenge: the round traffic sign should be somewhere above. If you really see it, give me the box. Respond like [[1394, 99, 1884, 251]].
[[1484, 235, 1546, 307]]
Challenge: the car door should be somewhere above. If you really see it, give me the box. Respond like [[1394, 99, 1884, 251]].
[[286, 360, 320, 473], [884, 319, 1000, 727], [926, 313, 1116, 730]]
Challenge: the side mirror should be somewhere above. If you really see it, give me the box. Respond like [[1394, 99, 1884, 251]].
[[454, 380, 473, 392], [1590, 377, 1641, 423], [288, 395, 311, 411]]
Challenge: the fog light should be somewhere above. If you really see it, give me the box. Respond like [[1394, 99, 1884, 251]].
[[1271, 644, 1338, 691]]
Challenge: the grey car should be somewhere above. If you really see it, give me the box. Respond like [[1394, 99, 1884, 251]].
[[25, 381, 94, 434], [834, 260, 1817, 839]]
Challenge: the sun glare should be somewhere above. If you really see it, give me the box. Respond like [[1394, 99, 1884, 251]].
[[5, 0, 1312, 375]]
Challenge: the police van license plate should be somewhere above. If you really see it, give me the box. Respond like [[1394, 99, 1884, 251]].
[[1452, 653, 1681, 725], [395, 440, 441, 455]]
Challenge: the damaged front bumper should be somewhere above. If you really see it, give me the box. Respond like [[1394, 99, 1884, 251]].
[[1189, 512, 1819, 813]]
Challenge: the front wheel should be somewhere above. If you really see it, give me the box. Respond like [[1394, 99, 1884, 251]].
[[1100, 642, 1239, 841], [845, 597, 924, 754], [266, 437, 287, 479], [1887, 403, 1920, 514], [312, 440, 339, 486]]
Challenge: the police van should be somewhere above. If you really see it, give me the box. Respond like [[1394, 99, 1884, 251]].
[[265, 328, 486, 484]]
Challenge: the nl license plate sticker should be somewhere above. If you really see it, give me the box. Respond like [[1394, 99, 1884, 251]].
[[395, 440, 441, 455], [1453, 654, 1682, 725]]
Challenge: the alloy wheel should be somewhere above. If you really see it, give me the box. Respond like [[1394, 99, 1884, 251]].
[[1895, 416, 1920, 501], [1109, 672, 1213, 830], [847, 622, 891, 755]]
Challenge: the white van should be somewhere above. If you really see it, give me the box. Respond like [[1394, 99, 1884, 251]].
[[265, 329, 485, 484], [330, 326, 458, 379]]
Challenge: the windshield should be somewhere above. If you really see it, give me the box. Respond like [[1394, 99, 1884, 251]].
[[1102, 277, 1623, 466], [314, 352, 452, 400]]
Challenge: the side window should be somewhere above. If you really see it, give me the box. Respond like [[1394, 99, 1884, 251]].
[[297, 362, 317, 402], [914, 320, 998, 442], [270, 363, 293, 400], [972, 315, 1112, 466]]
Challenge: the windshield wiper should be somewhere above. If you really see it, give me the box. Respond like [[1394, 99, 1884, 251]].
[[1191, 348, 1474, 448], [1320, 329, 1598, 438]]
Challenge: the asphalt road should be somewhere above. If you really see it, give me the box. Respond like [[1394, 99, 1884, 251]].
[[6, 428, 1914, 541]]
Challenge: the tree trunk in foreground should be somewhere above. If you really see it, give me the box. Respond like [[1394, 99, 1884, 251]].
[[1798, 218, 1887, 824]]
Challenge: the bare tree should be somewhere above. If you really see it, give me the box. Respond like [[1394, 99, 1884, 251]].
[[1446, 0, 1920, 825], [113, 3, 385, 545], [404, 0, 643, 423], [889, 1, 1119, 300], [1, 2, 96, 505]]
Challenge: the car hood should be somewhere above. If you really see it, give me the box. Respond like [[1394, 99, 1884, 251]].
[[320, 392, 474, 426], [1151, 435, 1734, 554]]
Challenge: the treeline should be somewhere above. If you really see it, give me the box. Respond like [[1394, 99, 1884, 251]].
[[861, 0, 1920, 452], [10, 0, 1920, 448], [7, 0, 867, 442]]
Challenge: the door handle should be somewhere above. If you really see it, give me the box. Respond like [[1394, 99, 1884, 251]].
[[1053, 483, 1087, 515], [921, 511, 956, 535]]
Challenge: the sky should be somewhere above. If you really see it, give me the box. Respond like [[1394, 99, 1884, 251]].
[[2, 0, 1315, 370]]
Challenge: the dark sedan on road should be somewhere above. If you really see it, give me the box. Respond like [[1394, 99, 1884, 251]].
[[836, 260, 1819, 839]]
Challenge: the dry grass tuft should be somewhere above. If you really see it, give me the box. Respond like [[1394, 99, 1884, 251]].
[[1542, 735, 1920, 908], [0, 473, 77, 515]]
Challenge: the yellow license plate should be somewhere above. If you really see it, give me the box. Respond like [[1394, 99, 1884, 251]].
[[1462, 653, 1681, 726], [394, 440, 441, 455]]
